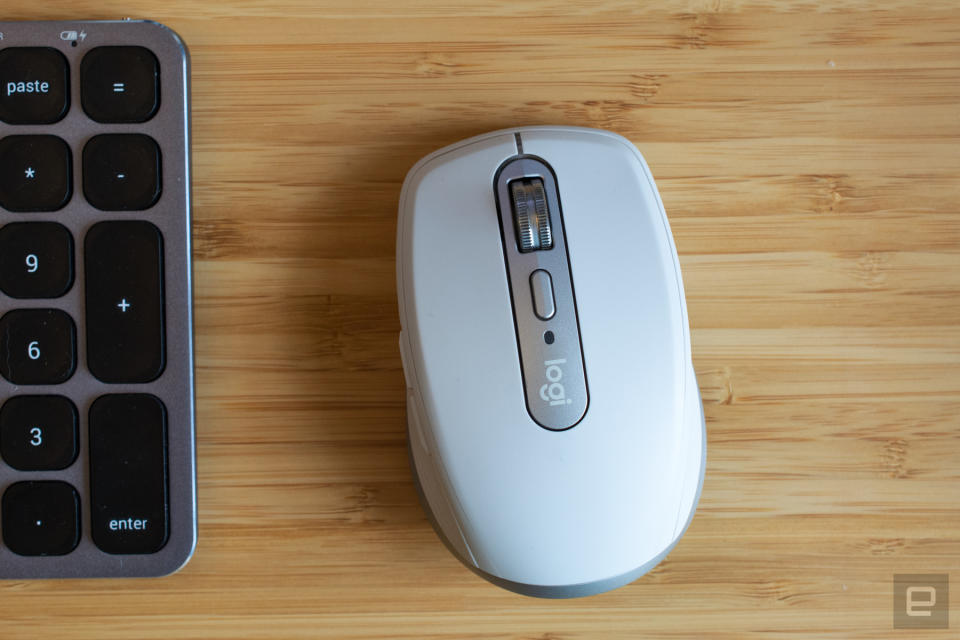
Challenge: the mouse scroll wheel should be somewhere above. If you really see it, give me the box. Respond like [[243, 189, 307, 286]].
[[510, 178, 553, 253]]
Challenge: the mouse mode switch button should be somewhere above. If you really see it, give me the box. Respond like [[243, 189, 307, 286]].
[[529, 270, 556, 320]]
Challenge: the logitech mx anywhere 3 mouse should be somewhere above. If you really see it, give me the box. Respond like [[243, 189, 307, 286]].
[[396, 126, 705, 598]]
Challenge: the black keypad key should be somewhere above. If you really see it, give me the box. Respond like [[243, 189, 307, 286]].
[[0, 135, 72, 211], [85, 221, 165, 383], [0, 47, 69, 124], [0, 395, 78, 471], [82, 134, 161, 210], [0, 309, 76, 385], [2, 481, 80, 556], [81, 46, 160, 123], [90, 394, 168, 554], [0, 222, 74, 298]]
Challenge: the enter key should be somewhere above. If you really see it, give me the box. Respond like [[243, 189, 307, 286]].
[[89, 394, 168, 554]]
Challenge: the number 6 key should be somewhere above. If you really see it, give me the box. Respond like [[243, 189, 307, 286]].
[[0, 309, 76, 385]]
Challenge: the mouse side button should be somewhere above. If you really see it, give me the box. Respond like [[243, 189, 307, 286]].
[[406, 390, 430, 456], [398, 331, 414, 389], [407, 389, 481, 568]]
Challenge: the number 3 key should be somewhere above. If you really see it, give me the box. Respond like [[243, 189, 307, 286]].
[[0, 395, 78, 471]]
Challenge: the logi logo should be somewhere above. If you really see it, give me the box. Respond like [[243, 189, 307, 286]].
[[539, 358, 572, 407]]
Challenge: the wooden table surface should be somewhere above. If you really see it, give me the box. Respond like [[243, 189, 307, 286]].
[[3, 1, 959, 638]]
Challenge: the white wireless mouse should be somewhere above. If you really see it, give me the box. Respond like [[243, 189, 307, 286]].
[[396, 126, 705, 598]]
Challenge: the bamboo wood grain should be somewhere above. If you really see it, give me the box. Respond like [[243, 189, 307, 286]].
[[1, 1, 959, 638]]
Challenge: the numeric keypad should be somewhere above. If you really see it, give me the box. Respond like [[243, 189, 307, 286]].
[[0, 20, 195, 579]]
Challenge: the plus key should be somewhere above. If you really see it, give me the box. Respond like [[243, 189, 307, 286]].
[[85, 221, 165, 383]]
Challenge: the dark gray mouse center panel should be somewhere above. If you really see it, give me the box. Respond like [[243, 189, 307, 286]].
[[0, 20, 196, 578], [493, 153, 588, 431]]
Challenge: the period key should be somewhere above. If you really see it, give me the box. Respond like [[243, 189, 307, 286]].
[[84, 221, 165, 383], [89, 394, 168, 554]]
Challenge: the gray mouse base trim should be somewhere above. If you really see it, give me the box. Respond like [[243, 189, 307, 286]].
[[407, 403, 707, 598]]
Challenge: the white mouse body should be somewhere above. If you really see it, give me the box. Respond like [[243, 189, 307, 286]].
[[397, 126, 705, 598]]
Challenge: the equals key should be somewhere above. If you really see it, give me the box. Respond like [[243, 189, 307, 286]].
[[81, 46, 159, 123]]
